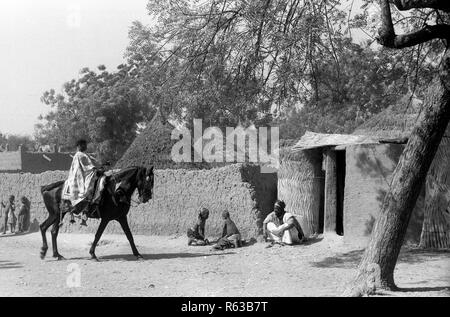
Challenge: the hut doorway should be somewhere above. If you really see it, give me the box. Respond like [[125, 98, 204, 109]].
[[335, 150, 346, 236], [324, 148, 345, 236]]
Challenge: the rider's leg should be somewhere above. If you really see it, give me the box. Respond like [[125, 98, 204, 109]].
[[90, 176, 105, 217]]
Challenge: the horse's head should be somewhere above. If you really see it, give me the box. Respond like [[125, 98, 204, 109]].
[[136, 166, 154, 203]]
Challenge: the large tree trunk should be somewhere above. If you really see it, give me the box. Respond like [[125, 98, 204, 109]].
[[345, 54, 450, 296], [344, 0, 450, 295], [419, 125, 450, 249]]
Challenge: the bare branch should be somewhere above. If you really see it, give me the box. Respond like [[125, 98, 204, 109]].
[[378, 23, 450, 48], [390, 0, 450, 12], [378, 0, 450, 48]]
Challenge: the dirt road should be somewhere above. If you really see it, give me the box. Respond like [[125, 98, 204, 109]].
[[0, 232, 449, 297]]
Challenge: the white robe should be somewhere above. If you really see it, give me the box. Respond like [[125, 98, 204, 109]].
[[264, 212, 301, 245], [62, 151, 97, 206]]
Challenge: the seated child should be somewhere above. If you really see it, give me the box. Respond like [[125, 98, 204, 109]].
[[213, 211, 242, 250], [187, 207, 210, 246]]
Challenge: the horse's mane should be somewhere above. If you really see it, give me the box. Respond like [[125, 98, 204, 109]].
[[109, 166, 144, 182]]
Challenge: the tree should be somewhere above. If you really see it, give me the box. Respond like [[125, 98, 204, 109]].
[[36, 65, 152, 163], [132, 0, 436, 137], [0, 133, 35, 152], [276, 38, 436, 139], [346, 0, 450, 296]]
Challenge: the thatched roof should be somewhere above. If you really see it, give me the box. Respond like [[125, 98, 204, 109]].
[[115, 109, 203, 170], [291, 131, 379, 152], [353, 95, 423, 139]]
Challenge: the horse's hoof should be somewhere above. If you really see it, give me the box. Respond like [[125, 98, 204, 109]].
[[135, 254, 144, 260], [40, 249, 48, 260], [90, 255, 99, 262], [54, 255, 66, 261]]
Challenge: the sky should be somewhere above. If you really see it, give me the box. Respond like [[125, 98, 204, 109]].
[[0, 0, 366, 137], [0, 0, 152, 136]]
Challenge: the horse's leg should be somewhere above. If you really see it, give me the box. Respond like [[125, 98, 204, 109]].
[[89, 219, 109, 261], [117, 216, 142, 259], [51, 213, 66, 260], [40, 215, 56, 260]]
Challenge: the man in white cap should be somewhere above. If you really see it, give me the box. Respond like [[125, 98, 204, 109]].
[[262, 200, 305, 245]]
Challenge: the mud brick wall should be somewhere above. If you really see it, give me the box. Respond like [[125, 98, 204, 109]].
[[0, 164, 277, 239], [343, 144, 424, 247], [126, 164, 277, 239], [0, 171, 68, 232]]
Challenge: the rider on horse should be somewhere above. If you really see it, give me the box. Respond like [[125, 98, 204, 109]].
[[62, 139, 112, 226]]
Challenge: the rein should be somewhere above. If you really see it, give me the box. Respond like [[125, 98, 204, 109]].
[[108, 167, 142, 208]]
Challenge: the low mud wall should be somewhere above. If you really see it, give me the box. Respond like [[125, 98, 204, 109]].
[[0, 164, 277, 239]]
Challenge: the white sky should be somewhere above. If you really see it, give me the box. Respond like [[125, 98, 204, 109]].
[[0, 0, 365, 137], [0, 0, 152, 136]]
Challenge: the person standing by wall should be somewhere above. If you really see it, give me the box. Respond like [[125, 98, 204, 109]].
[[17, 196, 30, 233], [0, 200, 4, 232], [2, 195, 16, 234]]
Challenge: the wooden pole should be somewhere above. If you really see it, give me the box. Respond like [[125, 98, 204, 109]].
[[324, 148, 337, 236]]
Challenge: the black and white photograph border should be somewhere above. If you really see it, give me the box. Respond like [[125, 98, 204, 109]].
[[0, 0, 449, 299]]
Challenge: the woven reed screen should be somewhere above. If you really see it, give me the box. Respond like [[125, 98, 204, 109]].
[[278, 149, 324, 236]]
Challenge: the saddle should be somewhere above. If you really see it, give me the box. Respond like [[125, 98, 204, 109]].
[[61, 171, 123, 219]]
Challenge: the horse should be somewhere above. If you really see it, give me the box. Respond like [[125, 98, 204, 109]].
[[39, 166, 154, 261]]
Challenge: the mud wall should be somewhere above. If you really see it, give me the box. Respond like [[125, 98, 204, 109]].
[[0, 164, 277, 239], [343, 144, 424, 247]]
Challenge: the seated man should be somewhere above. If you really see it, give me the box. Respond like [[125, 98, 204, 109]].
[[212, 210, 241, 250], [263, 200, 306, 245], [62, 139, 106, 225], [187, 208, 210, 246]]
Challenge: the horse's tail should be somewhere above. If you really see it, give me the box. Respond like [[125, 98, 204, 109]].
[[41, 181, 65, 195]]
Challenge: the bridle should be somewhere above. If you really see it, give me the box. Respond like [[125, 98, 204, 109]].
[[109, 166, 153, 207]]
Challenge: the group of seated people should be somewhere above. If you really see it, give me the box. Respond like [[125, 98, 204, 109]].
[[187, 200, 307, 250]]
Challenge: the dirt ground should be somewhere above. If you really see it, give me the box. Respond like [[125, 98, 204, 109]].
[[0, 231, 449, 297]]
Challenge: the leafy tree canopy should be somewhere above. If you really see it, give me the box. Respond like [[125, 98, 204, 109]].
[[36, 0, 442, 162]]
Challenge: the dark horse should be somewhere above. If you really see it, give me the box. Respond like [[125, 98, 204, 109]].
[[39, 166, 154, 261]]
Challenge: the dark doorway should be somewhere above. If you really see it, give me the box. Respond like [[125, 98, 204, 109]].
[[335, 150, 346, 236]]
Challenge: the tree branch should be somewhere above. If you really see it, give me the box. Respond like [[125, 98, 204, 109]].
[[378, 24, 450, 48], [378, 0, 450, 49], [390, 0, 450, 12]]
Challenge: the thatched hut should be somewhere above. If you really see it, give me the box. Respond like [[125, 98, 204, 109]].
[[115, 110, 208, 170], [279, 130, 423, 246], [279, 95, 449, 248], [115, 109, 176, 169], [354, 97, 450, 249]]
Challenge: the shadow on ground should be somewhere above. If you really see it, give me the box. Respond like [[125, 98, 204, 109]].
[[301, 237, 324, 246], [311, 249, 363, 268], [0, 230, 37, 239], [0, 260, 23, 270], [311, 247, 450, 268], [68, 252, 236, 262], [397, 286, 450, 293]]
